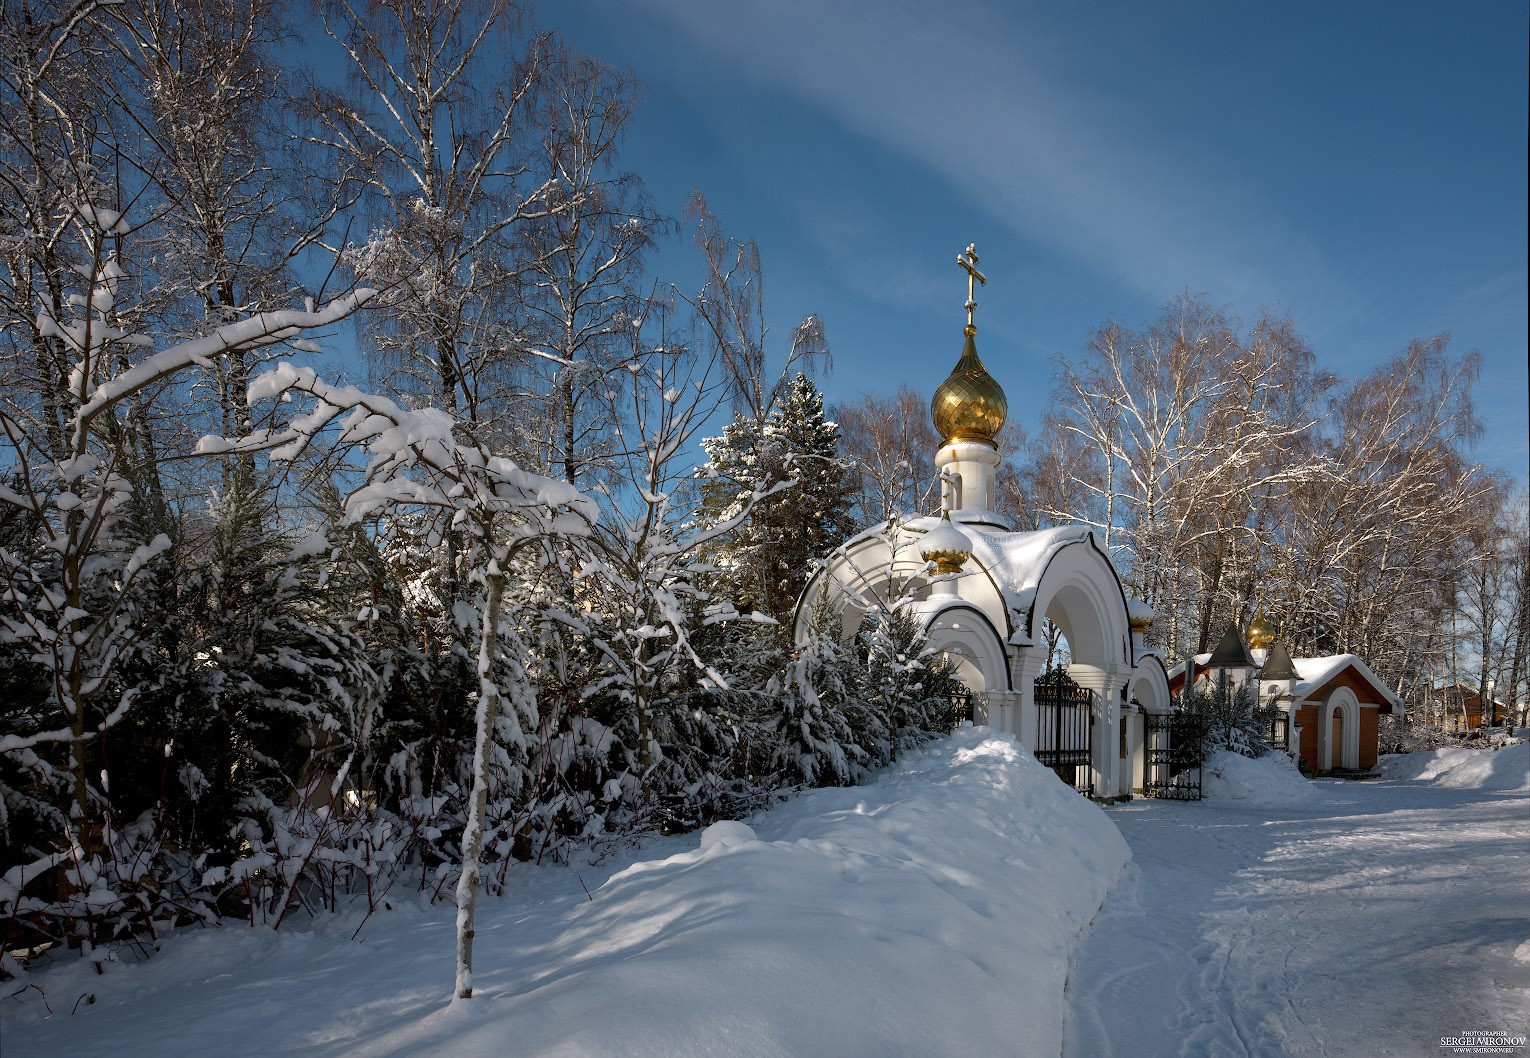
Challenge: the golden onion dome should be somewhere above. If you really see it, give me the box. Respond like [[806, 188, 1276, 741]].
[[920, 514, 972, 575], [931, 330, 1008, 445], [1246, 607, 1277, 651]]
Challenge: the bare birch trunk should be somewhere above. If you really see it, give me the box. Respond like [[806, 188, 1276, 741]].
[[455, 564, 506, 999]]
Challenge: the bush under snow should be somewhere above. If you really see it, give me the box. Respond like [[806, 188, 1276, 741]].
[[1201, 750, 1317, 803]]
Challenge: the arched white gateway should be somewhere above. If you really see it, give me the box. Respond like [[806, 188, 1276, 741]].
[[795, 518, 1170, 800], [919, 601, 1011, 696]]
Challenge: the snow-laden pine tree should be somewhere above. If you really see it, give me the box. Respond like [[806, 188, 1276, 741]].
[[1177, 681, 1275, 760], [764, 592, 861, 786], [855, 602, 964, 764], [699, 373, 853, 628]]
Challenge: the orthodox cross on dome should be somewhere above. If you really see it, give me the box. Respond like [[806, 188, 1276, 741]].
[[956, 243, 986, 336]]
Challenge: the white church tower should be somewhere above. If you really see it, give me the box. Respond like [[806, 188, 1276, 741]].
[[929, 245, 1009, 528]]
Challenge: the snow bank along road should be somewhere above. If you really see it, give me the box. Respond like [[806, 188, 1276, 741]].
[[1, 730, 1127, 1058], [1064, 768, 1530, 1058]]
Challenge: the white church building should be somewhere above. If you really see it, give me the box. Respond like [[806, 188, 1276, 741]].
[[793, 248, 1172, 800]]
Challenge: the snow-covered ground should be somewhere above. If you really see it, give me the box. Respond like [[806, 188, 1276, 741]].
[[1064, 746, 1530, 1058], [1, 729, 1127, 1058], [6, 740, 1525, 1058], [1375, 742, 1530, 792]]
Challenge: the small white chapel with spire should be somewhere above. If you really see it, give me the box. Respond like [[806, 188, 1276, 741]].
[[793, 246, 1172, 800]]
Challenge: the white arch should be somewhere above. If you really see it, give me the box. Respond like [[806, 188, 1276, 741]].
[[1025, 538, 1134, 797], [1128, 661, 1171, 715], [1029, 539, 1131, 671], [793, 528, 929, 644], [1319, 686, 1362, 771], [921, 603, 1010, 694], [795, 519, 1014, 652], [1125, 661, 1171, 795]]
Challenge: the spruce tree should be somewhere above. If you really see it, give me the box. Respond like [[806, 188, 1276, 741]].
[[699, 374, 854, 628]]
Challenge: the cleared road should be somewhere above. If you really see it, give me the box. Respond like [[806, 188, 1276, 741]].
[[1063, 776, 1530, 1057]]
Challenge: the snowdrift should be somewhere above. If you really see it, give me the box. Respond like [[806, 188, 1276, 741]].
[[1377, 743, 1530, 793], [1201, 749, 1316, 803], [4, 729, 1128, 1058]]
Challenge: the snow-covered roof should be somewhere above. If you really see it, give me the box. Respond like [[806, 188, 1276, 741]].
[[902, 517, 1094, 643], [1168, 651, 1401, 710], [1165, 654, 1212, 683], [801, 514, 1140, 668], [1290, 654, 1400, 708]]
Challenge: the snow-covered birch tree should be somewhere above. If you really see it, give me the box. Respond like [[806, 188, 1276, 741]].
[[577, 324, 791, 810], [1032, 295, 1330, 658], [681, 191, 829, 425], [513, 46, 660, 488], [207, 359, 596, 998], [835, 385, 940, 528], [106, 0, 340, 487], [0, 202, 372, 938], [304, 0, 570, 756]]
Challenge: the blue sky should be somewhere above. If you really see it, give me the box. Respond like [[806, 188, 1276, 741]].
[[552, 0, 1529, 483]]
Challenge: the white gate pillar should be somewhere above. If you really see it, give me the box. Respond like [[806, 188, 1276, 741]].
[[1012, 647, 1048, 750], [1069, 663, 1131, 798], [976, 689, 1019, 734]]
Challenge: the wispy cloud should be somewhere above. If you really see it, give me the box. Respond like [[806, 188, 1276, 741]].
[[636, 0, 1359, 318]]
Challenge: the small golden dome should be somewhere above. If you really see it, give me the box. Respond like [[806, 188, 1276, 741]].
[[1129, 611, 1153, 633], [920, 515, 972, 575], [1247, 607, 1277, 651], [931, 331, 1007, 445]]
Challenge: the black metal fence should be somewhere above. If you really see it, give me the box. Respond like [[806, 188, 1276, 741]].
[[1034, 669, 1094, 794], [1143, 713, 1206, 800]]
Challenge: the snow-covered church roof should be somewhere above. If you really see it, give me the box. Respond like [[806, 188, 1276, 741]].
[[803, 513, 1131, 654], [901, 516, 1098, 641]]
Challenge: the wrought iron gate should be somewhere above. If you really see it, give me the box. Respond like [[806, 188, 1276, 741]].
[[949, 686, 974, 728], [1143, 713, 1206, 800], [1034, 669, 1094, 794], [1267, 714, 1290, 753]]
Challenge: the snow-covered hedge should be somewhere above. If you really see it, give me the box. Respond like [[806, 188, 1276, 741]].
[[1201, 750, 1316, 803]]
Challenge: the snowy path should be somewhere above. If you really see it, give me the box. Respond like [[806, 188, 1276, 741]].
[[1063, 778, 1530, 1058]]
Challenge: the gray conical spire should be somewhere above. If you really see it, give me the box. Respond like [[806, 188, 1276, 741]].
[[1206, 622, 1254, 669], [1259, 641, 1300, 682]]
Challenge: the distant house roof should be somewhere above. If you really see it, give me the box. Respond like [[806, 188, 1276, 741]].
[[1288, 654, 1400, 711], [1433, 685, 1507, 719], [1165, 654, 1207, 687]]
